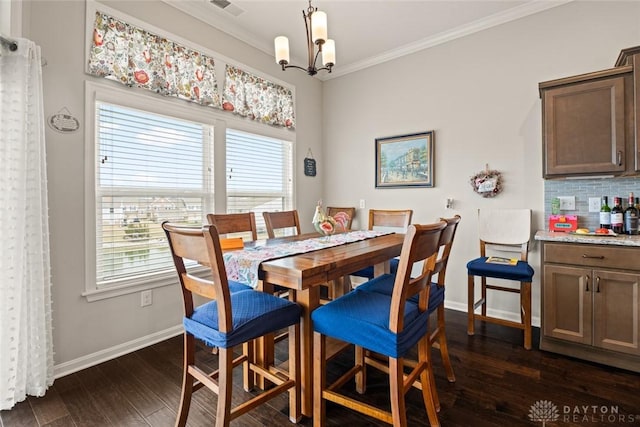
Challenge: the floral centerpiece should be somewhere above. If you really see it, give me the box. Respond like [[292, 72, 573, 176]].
[[312, 201, 350, 237]]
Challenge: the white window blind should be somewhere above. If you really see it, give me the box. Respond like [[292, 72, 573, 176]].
[[226, 128, 293, 238], [96, 102, 214, 287]]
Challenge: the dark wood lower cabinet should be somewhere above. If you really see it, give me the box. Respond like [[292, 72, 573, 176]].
[[543, 264, 592, 345], [593, 269, 640, 355], [541, 242, 640, 372]]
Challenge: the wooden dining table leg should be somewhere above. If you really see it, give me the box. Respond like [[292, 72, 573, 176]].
[[255, 281, 275, 390], [296, 285, 320, 417], [256, 281, 319, 418], [330, 276, 351, 299], [373, 259, 391, 277]]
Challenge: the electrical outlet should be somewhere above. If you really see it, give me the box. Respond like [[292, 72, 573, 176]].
[[141, 290, 153, 307], [558, 196, 576, 210], [588, 197, 601, 213], [359, 199, 365, 209]]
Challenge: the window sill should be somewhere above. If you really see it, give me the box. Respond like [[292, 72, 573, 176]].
[[82, 275, 177, 302], [82, 266, 209, 302]]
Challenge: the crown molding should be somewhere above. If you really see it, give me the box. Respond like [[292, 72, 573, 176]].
[[321, 0, 573, 81]]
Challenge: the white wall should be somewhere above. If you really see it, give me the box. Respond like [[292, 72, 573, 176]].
[[321, 1, 640, 322], [24, 0, 323, 374]]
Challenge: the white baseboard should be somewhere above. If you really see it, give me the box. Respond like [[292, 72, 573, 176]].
[[53, 325, 184, 379]]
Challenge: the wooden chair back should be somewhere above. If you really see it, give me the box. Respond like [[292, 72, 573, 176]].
[[326, 207, 356, 230], [390, 222, 446, 332], [478, 209, 531, 261], [162, 222, 233, 332], [263, 210, 301, 238], [368, 209, 413, 232], [432, 215, 462, 287], [206, 212, 258, 241]]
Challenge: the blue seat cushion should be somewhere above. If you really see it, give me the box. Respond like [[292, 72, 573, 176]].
[[312, 290, 428, 359], [467, 257, 534, 282], [229, 280, 252, 293], [355, 273, 444, 313], [351, 258, 399, 279], [184, 290, 301, 349]]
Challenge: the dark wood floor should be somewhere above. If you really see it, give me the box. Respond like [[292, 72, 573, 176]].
[[2, 309, 639, 427]]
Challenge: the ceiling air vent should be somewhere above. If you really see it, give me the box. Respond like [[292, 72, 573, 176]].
[[209, 0, 244, 17], [211, 0, 231, 8]]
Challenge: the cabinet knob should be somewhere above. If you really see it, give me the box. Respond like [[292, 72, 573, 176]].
[[617, 150, 623, 166], [596, 276, 601, 293], [585, 275, 590, 292]]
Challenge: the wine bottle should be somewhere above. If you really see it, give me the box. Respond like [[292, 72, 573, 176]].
[[624, 192, 639, 235], [611, 197, 624, 234], [599, 196, 611, 229]]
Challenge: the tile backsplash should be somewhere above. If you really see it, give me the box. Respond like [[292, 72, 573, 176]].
[[544, 177, 640, 230]]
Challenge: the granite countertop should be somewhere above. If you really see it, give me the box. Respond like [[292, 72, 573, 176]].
[[535, 230, 640, 247]]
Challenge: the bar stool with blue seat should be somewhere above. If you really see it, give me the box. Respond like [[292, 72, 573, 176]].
[[466, 208, 535, 349], [355, 215, 461, 385], [162, 222, 302, 427], [312, 221, 446, 427]]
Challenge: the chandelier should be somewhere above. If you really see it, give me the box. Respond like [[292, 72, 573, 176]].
[[274, 0, 335, 76]]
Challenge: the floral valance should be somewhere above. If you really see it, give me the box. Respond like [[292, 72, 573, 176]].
[[88, 12, 221, 109], [223, 65, 295, 129]]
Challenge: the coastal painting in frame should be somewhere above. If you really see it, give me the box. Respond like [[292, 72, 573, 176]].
[[375, 131, 434, 188]]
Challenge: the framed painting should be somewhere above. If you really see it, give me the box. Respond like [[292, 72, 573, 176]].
[[375, 131, 434, 188]]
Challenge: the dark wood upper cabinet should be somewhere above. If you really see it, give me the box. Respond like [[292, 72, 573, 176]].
[[539, 46, 640, 178], [540, 67, 632, 178]]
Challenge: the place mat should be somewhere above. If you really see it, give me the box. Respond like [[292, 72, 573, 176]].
[[223, 230, 392, 288]]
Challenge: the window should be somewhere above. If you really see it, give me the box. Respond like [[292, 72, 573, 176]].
[[226, 129, 293, 238], [95, 102, 214, 288], [85, 82, 216, 300], [84, 81, 295, 301]]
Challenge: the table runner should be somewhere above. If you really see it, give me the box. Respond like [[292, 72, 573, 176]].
[[223, 230, 392, 288]]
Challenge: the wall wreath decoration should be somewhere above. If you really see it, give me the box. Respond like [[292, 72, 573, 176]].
[[470, 165, 503, 198]]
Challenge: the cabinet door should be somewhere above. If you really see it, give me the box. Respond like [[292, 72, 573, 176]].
[[543, 264, 592, 344], [632, 54, 640, 173], [543, 77, 626, 177], [593, 269, 640, 355]]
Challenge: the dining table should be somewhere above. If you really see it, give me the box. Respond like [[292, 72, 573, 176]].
[[226, 231, 405, 417]]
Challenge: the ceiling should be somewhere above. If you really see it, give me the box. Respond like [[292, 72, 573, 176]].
[[163, 0, 571, 80]]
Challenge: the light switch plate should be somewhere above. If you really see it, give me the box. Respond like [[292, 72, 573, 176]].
[[558, 196, 576, 210]]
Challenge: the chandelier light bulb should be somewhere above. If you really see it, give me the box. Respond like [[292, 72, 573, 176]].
[[323, 39, 335, 66], [274, 36, 290, 64], [311, 10, 327, 44]]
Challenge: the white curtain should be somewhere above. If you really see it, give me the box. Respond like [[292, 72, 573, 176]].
[[0, 37, 53, 410]]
